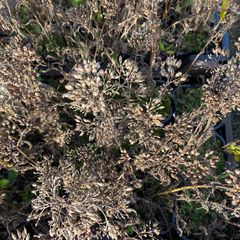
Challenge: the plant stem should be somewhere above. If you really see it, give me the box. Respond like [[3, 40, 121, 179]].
[[156, 184, 214, 196]]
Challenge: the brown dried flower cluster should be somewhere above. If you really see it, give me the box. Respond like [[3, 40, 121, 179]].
[[203, 39, 240, 116], [28, 149, 139, 239], [0, 37, 64, 170]]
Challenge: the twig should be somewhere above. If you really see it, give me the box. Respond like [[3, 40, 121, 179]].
[[155, 184, 214, 196]]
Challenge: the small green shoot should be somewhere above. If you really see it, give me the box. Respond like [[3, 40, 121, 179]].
[[225, 142, 240, 162], [0, 178, 10, 189], [0, 170, 18, 189], [220, 0, 230, 19], [159, 41, 175, 55], [71, 0, 86, 7], [126, 226, 135, 236], [95, 12, 104, 24]]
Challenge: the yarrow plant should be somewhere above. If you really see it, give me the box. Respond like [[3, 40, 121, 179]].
[[0, 0, 240, 239]]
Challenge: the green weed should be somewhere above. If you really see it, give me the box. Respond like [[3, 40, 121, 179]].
[[181, 31, 209, 53], [179, 201, 210, 232], [176, 88, 202, 114], [0, 170, 18, 189]]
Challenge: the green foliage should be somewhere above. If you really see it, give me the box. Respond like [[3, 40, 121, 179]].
[[71, 0, 86, 7], [0, 169, 33, 206], [26, 22, 42, 34], [0, 178, 9, 189], [217, 172, 230, 181], [158, 94, 172, 117], [53, 0, 86, 8], [37, 33, 67, 57], [220, 0, 230, 19], [181, 31, 209, 53], [94, 12, 104, 24], [18, 5, 31, 24], [20, 188, 34, 203], [179, 201, 210, 232], [126, 226, 135, 236], [176, 0, 193, 14], [8, 170, 18, 184], [176, 88, 202, 114], [225, 143, 240, 162], [159, 41, 175, 55], [0, 170, 18, 189], [65, 147, 83, 170], [16, 4, 42, 35], [49, 33, 66, 49]]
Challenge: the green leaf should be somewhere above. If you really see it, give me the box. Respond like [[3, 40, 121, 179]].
[[27, 22, 42, 34], [176, 0, 193, 13], [226, 143, 235, 152], [234, 154, 240, 162], [159, 41, 165, 51], [71, 0, 86, 7], [18, 5, 31, 24], [95, 12, 104, 24], [167, 50, 175, 55], [8, 170, 18, 184], [175, 4, 182, 14], [126, 226, 134, 236], [20, 189, 34, 203], [0, 178, 10, 189], [218, 172, 229, 180], [110, 52, 118, 63], [182, 0, 193, 9], [220, 0, 230, 19]]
